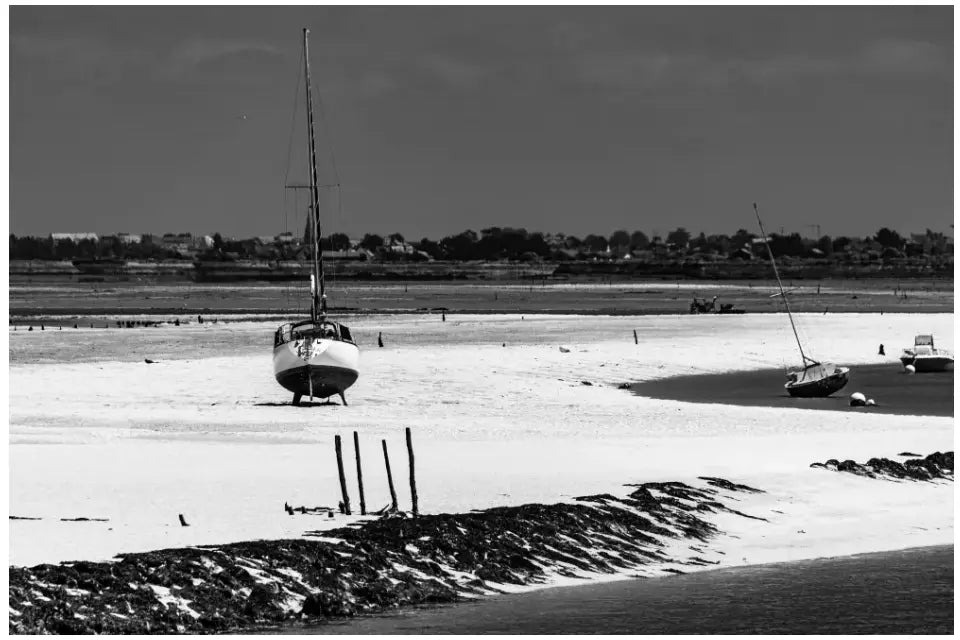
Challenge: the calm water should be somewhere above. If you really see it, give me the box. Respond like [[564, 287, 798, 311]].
[[283, 545, 953, 635]]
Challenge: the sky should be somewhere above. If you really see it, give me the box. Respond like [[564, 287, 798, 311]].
[[8, 5, 954, 241]]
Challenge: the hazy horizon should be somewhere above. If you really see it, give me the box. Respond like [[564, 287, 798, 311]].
[[10, 6, 954, 240]]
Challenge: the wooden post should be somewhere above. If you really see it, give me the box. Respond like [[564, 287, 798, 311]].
[[633, 329, 638, 345], [405, 427, 418, 516], [353, 431, 366, 515], [382, 439, 398, 511], [334, 435, 351, 515]]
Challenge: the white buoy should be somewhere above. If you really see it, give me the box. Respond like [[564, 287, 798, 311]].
[[866, 399, 876, 406], [904, 364, 916, 374], [849, 392, 866, 407]]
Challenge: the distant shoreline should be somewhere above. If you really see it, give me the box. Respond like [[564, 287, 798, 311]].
[[8, 307, 957, 321], [10, 275, 953, 318], [9, 258, 955, 282]]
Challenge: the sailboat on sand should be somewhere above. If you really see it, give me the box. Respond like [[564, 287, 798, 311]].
[[273, 29, 360, 406], [753, 203, 849, 398]]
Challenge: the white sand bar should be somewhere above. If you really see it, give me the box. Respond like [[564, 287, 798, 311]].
[[9, 313, 954, 568]]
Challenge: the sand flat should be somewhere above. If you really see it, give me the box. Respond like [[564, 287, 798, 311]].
[[8, 312, 954, 568]]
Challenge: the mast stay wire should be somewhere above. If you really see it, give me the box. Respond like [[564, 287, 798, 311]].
[[281, 46, 305, 315], [311, 62, 346, 308]]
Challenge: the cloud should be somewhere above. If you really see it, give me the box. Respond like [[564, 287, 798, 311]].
[[569, 38, 949, 92], [164, 38, 283, 78], [10, 33, 146, 82], [417, 53, 489, 90], [857, 39, 947, 74], [11, 32, 284, 87]]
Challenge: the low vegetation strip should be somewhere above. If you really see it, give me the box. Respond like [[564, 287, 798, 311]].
[[9, 479, 762, 634]]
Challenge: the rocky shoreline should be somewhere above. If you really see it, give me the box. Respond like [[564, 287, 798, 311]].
[[10, 453, 952, 635], [811, 451, 953, 481], [10, 478, 762, 634]]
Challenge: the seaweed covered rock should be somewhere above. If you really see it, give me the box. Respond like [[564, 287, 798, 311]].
[[9, 477, 763, 635], [811, 451, 953, 482]]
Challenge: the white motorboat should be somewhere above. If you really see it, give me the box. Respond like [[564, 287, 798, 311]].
[[900, 335, 954, 372]]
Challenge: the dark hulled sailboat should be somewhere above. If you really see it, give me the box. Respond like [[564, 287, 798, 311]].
[[753, 203, 849, 398]]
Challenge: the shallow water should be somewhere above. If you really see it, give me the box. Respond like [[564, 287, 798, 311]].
[[287, 545, 953, 635], [9, 276, 954, 316], [632, 364, 954, 417]]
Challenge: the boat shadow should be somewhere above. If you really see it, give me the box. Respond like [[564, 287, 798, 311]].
[[253, 401, 345, 408]]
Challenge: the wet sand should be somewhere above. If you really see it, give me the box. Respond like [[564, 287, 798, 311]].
[[631, 363, 954, 417], [290, 545, 953, 635]]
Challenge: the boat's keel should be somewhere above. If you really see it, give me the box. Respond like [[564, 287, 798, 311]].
[[275, 364, 358, 401], [293, 393, 302, 406], [339, 391, 348, 406]]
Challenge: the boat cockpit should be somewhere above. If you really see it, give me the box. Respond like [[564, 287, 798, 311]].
[[786, 362, 846, 384], [274, 319, 355, 348]]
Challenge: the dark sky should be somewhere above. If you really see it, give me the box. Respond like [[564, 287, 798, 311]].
[[9, 5, 954, 240]]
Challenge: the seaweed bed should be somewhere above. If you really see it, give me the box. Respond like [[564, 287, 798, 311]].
[[810, 451, 953, 481], [9, 478, 762, 634]]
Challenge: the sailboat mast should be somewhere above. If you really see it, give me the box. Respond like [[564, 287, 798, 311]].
[[303, 28, 326, 321], [753, 203, 810, 366]]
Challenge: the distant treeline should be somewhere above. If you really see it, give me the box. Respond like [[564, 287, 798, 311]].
[[9, 226, 953, 263]]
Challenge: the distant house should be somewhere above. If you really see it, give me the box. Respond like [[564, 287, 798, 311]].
[[160, 232, 194, 256], [50, 232, 99, 245], [385, 240, 415, 255], [909, 232, 949, 255], [729, 247, 753, 260], [116, 232, 142, 244], [162, 232, 192, 243], [276, 232, 297, 244]]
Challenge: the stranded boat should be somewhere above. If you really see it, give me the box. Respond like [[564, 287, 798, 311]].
[[272, 29, 360, 406], [900, 335, 954, 372], [753, 203, 850, 398]]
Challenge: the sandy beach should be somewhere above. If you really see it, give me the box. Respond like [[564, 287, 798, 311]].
[[9, 311, 953, 571]]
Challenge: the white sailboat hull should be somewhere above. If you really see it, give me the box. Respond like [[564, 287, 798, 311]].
[[273, 338, 360, 399]]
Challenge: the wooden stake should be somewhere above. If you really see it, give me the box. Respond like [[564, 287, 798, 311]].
[[405, 427, 418, 516], [382, 439, 398, 511], [353, 431, 366, 515], [633, 329, 638, 345], [334, 435, 351, 515]]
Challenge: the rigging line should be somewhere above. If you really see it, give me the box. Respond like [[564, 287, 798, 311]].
[[313, 63, 346, 305], [282, 46, 305, 200], [753, 203, 813, 368], [281, 48, 305, 317], [313, 75, 343, 187]]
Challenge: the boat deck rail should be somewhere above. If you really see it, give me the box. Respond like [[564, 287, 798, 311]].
[[274, 319, 355, 347]]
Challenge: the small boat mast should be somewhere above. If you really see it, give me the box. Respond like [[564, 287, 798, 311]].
[[303, 28, 326, 322], [753, 203, 818, 369]]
